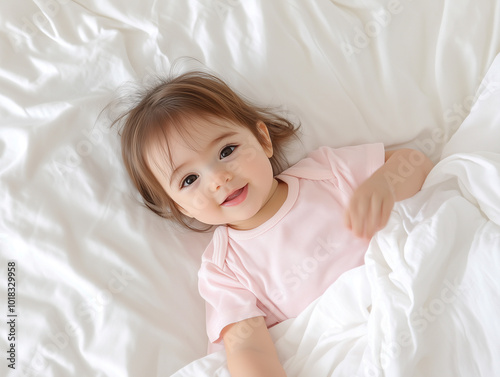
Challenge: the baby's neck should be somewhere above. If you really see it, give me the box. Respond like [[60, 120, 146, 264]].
[[228, 179, 288, 231]]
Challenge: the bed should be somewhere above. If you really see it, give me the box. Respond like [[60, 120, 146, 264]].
[[1, 0, 499, 376]]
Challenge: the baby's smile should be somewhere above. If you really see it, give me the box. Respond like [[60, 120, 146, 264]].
[[221, 184, 248, 207]]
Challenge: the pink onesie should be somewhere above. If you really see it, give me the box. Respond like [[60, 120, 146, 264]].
[[198, 143, 385, 351]]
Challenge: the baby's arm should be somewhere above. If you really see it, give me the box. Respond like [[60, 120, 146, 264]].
[[222, 316, 287, 377], [344, 148, 433, 238]]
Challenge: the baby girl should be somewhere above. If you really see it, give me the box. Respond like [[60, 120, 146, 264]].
[[112, 71, 433, 376]]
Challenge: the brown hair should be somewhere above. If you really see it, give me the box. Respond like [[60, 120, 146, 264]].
[[110, 71, 300, 231]]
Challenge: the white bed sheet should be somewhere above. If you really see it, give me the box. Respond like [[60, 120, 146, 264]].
[[1, 1, 499, 376]]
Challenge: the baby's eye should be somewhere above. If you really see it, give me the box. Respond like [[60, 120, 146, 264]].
[[220, 145, 237, 159], [181, 174, 198, 188]]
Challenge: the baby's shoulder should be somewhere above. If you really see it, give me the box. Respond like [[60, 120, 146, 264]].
[[281, 144, 384, 181], [280, 146, 336, 181], [201, 226, 229, 269]]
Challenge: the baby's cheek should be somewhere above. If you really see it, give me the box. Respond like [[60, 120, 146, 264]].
[[226, 160, 242, 174], [240, 144, 257, 163], [188, 191, 211, 212]]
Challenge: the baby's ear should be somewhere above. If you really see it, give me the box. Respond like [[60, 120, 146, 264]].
[[256, 121, 273, 158]]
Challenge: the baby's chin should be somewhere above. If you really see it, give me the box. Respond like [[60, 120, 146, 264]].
[[226, 209, 272, 231]]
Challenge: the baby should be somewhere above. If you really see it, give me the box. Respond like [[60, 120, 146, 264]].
[[113, 71, 433, 376]]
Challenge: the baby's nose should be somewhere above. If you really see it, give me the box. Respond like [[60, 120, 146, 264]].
[[209, 169, 232, 191]]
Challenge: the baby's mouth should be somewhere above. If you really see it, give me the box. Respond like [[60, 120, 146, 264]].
[[221, 184, 248, 207]]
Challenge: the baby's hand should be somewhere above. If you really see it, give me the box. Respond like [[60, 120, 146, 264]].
[[344, 174, 395, 239]]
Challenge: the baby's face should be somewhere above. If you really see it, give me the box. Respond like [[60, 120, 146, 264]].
[[147, 118, 276, 229]]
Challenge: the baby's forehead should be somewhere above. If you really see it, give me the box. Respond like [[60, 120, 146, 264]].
[[145, 116, 245, 170], [165, 116, 238, 149]]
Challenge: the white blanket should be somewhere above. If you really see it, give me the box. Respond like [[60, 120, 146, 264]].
[[172, 56, 500, 376]]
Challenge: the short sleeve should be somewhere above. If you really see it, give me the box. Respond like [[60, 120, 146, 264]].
[[198, 252, 266, 345], [282, 143, 385, 193], [318, 143, 385, 189]]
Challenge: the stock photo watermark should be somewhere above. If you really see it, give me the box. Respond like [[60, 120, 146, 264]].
[[269, 233, 343, 305], [6, 261, 17, 371], [414, 74, 500, 160], [51, 122, 111, 181], [7, 0, 71, 50], [356, 276, 469, 377], [443, 73, 500, 132], [341, 0, 414, 59], [222, 316, 264, 350], [213, 0, 241, 20], [383, 149, 427, 189]]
